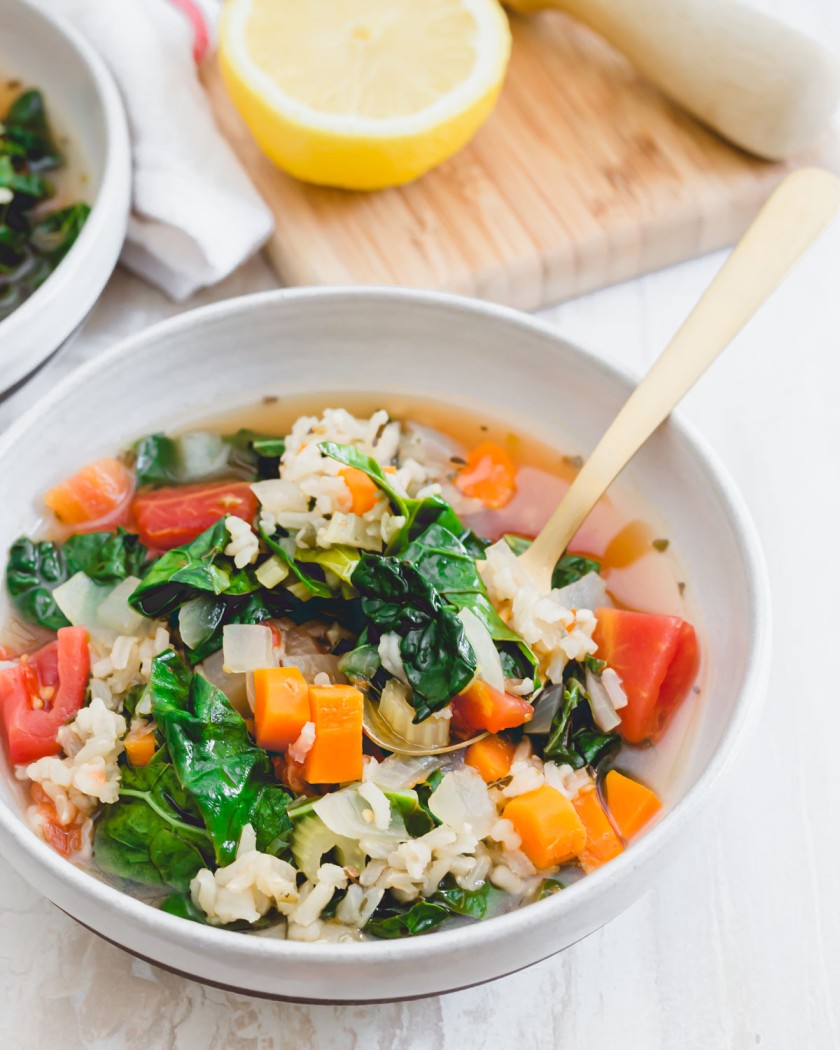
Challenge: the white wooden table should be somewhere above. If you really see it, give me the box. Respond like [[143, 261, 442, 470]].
[[2, 1, 839, 1045]]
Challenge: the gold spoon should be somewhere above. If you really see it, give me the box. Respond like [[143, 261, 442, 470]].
[[364, 167, 840, 755], [520, 167, 840, 593], [362, 694, 487, 756]]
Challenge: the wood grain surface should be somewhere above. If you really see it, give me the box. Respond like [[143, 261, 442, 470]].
[[202, 9, 830, 309]]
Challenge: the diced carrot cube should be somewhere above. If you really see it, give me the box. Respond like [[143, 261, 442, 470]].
[[304, 684, 364, 784], [603, 770, 662, 840], [572, 781, 624, 872], [124, 729, 156, 767], [339, 467, 379, 515], [504, 784, 586, 870], [465, 734, 515, 783], [253, 666, 310, 751]]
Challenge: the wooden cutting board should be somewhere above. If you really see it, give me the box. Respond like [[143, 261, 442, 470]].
[[202, 9, 833, 310]]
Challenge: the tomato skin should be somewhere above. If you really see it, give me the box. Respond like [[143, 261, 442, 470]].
[[132, 481, 258, 550], [593, 608, 699, 744], [0, 627, 90, 765], [29, 783, 86, 858], [451, 680, 533, 734]]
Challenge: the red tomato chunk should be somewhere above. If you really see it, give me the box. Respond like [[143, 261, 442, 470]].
[[0, 627, 90, 765], [132, 481, 258, 550], [451, 680, 533, 735], [593, 607, 699, 743]]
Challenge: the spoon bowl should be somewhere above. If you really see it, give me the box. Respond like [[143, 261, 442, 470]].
[[362, 695, 487, 755]]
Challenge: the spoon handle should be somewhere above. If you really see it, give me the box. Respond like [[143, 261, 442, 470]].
[[520, 167, 840, 591]]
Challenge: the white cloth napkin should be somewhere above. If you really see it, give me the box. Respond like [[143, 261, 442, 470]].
[[50, 0, 274, 300]]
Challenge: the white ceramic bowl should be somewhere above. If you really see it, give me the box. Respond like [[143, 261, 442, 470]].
[[0, 0, 131, 395], [0, 289, 770, 1001]]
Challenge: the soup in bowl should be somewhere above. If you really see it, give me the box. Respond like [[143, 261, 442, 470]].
[[0, 289, 769, 1000]]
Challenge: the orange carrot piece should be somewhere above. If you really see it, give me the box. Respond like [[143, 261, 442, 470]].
[[465, 734, 515, 783], [572, 781, 624, 872], [124, 729, 156, 767], [604, 770, 662, 840], [504, 785, 586, 869], [304, 684, 364, 784], [253, 666, 310, 751], [340, 467, 379, 515], [454, 442, 517, 509], [44, 457, 134, 528]]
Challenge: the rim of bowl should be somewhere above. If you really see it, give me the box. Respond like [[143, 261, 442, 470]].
[[0, 286, 772, 969], [0, 0, 132, 393]]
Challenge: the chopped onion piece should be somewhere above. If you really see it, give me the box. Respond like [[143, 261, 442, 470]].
[[553, 572, 609, 612], [53, 572, 112, 630], [366, 753, 446, 791], [457, 607, 504, 692], [178, 594, 223, 650], [96, 576, 146, 636], [197, 650, 249, 716], [585, 666, 621, 732], [177, 431, 230, 480], [378, 678, 450, 749], [283, 653, 343, 683], [313, 785, 405, 847], [428, 769, 497, 839], [222, 624, 275, 673], [523, 684, 563, 735], [602, 666, 627, 710], [288, 721, 316, 764]]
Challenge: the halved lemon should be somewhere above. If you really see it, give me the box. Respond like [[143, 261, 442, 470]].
[[218, 0, 511, 190]]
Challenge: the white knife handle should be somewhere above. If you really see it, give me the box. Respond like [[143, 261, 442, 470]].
[[507, 0, 840, 160]]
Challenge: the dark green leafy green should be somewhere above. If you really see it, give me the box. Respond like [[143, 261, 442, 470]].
[[6, 530, 149, 630], [30, 203, 90, 266], [415, 768, 444, 826], [366, 897, 450, 939], [93, 763, 213, 891], [160, 893, 208, 923], [258, 523, 334, 599], [4, 90, 60, 170], [433, 877, 504, 918], [552, 553, 603, 589], [401, 522, 537, 681], [540, 664, 620, 769], [337, 642, 380, 687], [62, 529, 149, 583], [384, 789, 435, 837], [5, 537, 70, 630], [1, 89, 89, 322], [351, 554, 476, 722], [150, 650, 292, 864], [367, 876, 505, 937], [129, 519, 258, 619]]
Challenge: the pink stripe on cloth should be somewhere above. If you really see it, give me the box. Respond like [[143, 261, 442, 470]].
[[165, 0, 210, 62]]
